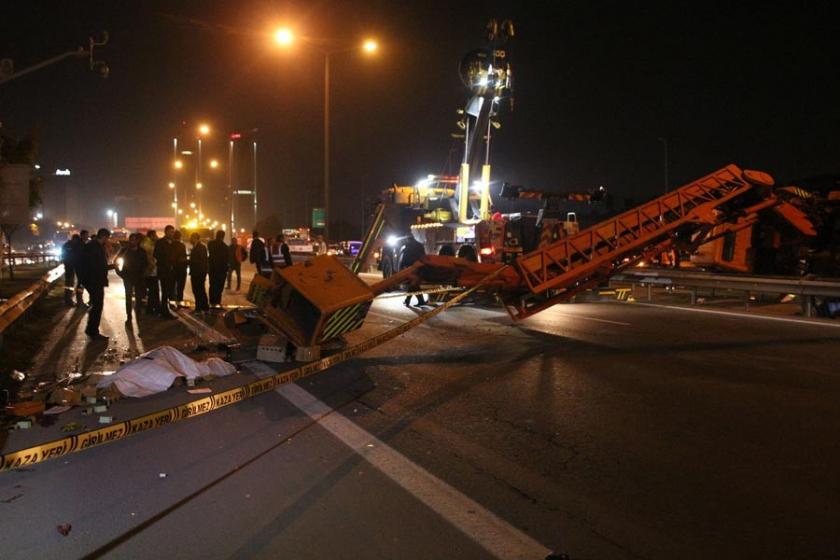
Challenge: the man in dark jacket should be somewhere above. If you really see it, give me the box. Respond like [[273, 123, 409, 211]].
[[61, 233, 84, 306], [189, 232, 209, 313], [75, 229, 90, 306], [142, 229, 159, 315], [79, 228, 113, 340], [207, 230, 228, 307], [154, 225, 176, 318], [227, 237, 245, 291], [172, 230, 188, 306], [398, 234, 427, 306], [249, 230, 268, 276], [116, 232, 148, 325]]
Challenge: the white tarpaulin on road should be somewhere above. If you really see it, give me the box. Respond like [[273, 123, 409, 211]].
[[98, 346, 235, 398]]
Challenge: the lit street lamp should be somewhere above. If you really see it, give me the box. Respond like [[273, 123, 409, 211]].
[[106, 208, 118, 228], [273, 28, 294, 47], [273, 29, 380, 241]]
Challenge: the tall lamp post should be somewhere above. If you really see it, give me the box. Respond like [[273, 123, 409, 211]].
[[273, 29, 379, 241], [196, 123, 210, 215]]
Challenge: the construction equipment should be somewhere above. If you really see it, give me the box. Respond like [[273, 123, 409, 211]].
[[254, 164, 816, 356], [688, 176, 838, 276]]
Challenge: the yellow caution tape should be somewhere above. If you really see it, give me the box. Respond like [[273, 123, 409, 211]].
[[0, 266, 508, 473]]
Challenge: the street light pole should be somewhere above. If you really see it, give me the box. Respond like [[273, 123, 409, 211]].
[[172, 137, 179, 226], [253, 140, 258, 228], [197, 137, 203, 215], [271, 30, 377, 241], [323, 52, 331, 241], [228, 139, 234, 237]]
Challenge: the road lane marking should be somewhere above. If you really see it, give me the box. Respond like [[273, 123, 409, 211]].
[[270, 379, 553, 560], [367, 309, 436, 329], [636, 302, 840, 328], [536, 311, 630, 326]]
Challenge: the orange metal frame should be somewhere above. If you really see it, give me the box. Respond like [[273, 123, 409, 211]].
[[505, 165, 782, 318]]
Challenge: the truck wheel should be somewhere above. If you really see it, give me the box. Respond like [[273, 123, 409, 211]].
[[457, 244, 478, 262], [439, 245, 455, 256]]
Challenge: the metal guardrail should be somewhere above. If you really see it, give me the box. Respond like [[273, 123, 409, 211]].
[[611, 268, 840, 316], [0, 264, 64, 347]]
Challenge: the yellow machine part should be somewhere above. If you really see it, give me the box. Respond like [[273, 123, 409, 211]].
[[249, 256, 375, 347]]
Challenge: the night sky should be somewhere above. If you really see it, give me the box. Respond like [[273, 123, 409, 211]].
[[1, 1, 838, 235]]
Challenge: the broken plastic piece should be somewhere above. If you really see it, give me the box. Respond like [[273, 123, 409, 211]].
[[57, 524, 72, 536], [43, 406, 72, 415], [5, 400, 45, 417], [61, 422, 84, 432]]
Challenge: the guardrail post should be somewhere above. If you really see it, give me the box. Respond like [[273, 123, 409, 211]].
[[743, 291, 750, 310], [690, 289, 697, 305], [647, 283, 652, 301], [803, 296, 813, 317]]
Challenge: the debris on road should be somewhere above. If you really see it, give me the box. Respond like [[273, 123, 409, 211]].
[[56, 524, 72, 536], [187, 388, 212, 394], [60, 422, 84, 433], [98, 415, 113, 424], [48, 388, 81, 406], [43, 405, 72, 415], [257, 335, 289, 363], [5, 400, 45, 417]]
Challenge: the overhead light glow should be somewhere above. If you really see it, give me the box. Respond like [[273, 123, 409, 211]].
[[274, 28, 294, 46], [362, 39, 378, 54]]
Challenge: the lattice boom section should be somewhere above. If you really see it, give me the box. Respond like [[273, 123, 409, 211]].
[[515, 164, 756, 294]]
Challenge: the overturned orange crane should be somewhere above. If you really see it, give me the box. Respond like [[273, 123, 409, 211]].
[[249, 165, 815, 355]]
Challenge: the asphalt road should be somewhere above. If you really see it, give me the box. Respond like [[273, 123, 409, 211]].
[[2, 284, 840, 559]]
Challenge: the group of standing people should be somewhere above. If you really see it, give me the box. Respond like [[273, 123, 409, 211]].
[[61, 226, 250, 341], [248, 230, 292, 276]]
